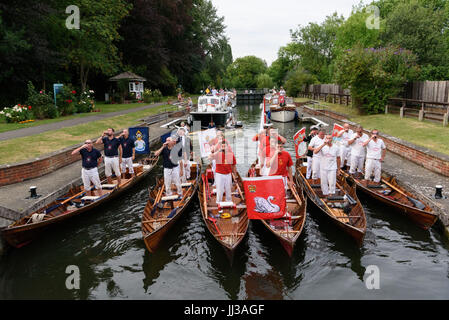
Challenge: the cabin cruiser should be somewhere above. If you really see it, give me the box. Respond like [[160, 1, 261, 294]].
[[189, 94, 232, 128], [265, 94, 298, 123]]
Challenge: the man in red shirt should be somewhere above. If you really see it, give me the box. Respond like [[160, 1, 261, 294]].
[[266, 141, 294, 189], [209, 141, 237, 207], [252, 124, 286, 165]]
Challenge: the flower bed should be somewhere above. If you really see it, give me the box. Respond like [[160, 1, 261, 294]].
[[0, 104, 33, 123]]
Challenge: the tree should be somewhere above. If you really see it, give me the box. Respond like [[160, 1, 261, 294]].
[[288, 13, 344, 82], [335, 45, 420, 114], [256, 73, 274, 89], [382, 0, 448, 77], [64, 0, 131, 91], [284, 67, 318, 97], [225, 56, 267, 88]]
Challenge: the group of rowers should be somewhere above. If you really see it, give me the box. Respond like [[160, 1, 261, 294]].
[[305, 123, 386, 197], [72, 120, 386, 204]]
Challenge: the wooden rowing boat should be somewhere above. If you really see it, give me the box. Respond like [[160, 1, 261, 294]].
[[2, 156, 159, 248], [340, 169, 438, 230], [295, 159, 366, 246], [142, 160, 201, 253], [198, 165, 248, 263], [247, 160, 307, 257]]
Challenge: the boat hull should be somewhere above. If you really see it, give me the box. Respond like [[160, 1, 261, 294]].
[[190, 111, 230, 128], [2, 160, 158, 248], [269, 110, 296, 123]]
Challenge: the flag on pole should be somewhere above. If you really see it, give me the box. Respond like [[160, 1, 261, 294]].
[[242, 176, 286, 220], [293, 127, 307, 159], [332, 123, 344, 146]]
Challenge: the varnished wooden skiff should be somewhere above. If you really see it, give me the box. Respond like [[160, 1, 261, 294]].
[[2, 156, 159, 248], [247, 160, 307, 257], [142, 160, 201, 253], [198, 165, 249, 263], [340, 169, 438, 230], [295, 159, 366, 246]]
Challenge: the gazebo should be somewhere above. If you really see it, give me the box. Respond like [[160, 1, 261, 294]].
[[108, 71, 147, 102]]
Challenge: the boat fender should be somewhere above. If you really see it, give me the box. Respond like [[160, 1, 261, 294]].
[[31, 213, 45, 223]]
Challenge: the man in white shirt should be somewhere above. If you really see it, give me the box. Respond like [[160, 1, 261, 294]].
[[336, 123, 353, 169], [347, 126, 369, 177], [308, 129, 326, 183], [362, 129, 386, 184], [314, 134, 341, 197]]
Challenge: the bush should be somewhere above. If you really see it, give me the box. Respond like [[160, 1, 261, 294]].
[[334, 45, 420, 114], [143, 88, 163, 103], [57, 85, 77, 116], [77, 90, 95, 113], [0, 104, 33, 123], [26, 81, 58, 119], [284, 67, 318, 97]]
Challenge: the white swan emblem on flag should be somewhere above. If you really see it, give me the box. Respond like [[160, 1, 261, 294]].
[[254, 196, 280, 213]]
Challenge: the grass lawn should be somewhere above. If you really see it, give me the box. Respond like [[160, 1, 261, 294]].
[[0, 104, 178, 165], [0, 94, 200, 134], [294, 97, 449, 156]]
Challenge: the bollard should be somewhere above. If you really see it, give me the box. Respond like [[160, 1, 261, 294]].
[[419, 109, 424, 121], [30, 186, 38, 198], [435, 185, 443, 199], [400, 107, 404, 118]]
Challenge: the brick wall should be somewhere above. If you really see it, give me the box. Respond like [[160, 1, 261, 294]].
[[0, 140, 105, 187], [0, 108, 188, 187], [300, 106, 449, 178]]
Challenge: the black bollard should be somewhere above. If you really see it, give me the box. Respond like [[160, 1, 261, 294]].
[[435, 185, 443, 199], [30, 186, 38, 198]]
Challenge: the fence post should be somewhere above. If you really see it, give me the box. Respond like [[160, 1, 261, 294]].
[[385, 105, 389, 114], [444, 110, 449, 127], [418, 103, 425, 121]]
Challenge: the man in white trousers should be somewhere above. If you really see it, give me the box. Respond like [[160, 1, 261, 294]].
[[363, 129, 386, 184], [177, 127, 192, 183], [336, 123, 353, 169], [303, 126, 318, 179], [308, 128, 326, 183], [347, 126, 369, 178], [209, 141, 237, 211], [314, 134, 341, 197], [118, 129, 135, 178], [71, 139, 103, 196], [96, 127, 122, 186], [154, 137, 184, 197]]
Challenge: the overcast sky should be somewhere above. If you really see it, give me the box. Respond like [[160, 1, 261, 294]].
[[211, 0, 360, 66]]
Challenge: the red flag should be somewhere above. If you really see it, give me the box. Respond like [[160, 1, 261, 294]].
[[243, 176, 286, 220], [293, 127, 306, 159], [332, 123, 344, 144]]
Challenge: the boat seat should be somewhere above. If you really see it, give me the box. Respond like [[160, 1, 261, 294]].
[[367, 184, 384, 189], [327, 195, 345, 201], [286, 199, 297, 203], [143, 165, 152, 170], [181, 183, 193, 188], [132, 163, 140, 167], [101, 184, 117, 189], [218, 201, 237, 209], [81, 196, 100, 201], [161, 195, 180, 201], [310, 184, 321, 188], [302, 161, 308, 167]]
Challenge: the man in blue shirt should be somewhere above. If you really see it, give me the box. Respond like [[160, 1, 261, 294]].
[[71, 139, 103, 196], [154, 137, 184, 197], [96, 127, 122, 186], [118, 129, 136, 178]]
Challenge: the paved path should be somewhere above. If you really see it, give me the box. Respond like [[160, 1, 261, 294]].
[[0, 102, 166, 141]]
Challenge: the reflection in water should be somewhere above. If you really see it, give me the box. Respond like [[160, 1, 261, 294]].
[[0, 104, 448, 299]]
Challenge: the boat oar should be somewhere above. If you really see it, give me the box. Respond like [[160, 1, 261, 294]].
[[381, 179, 426, 210], [208, 216, 223, 240], [231, 172, 245, 200], [45, 191, 86, 214]]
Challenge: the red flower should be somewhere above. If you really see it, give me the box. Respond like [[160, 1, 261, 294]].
[[28, 106, 32, 110], [72, 90, 76, 94]]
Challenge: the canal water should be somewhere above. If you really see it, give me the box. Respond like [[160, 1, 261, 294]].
[[0, 104, 448, 299]]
